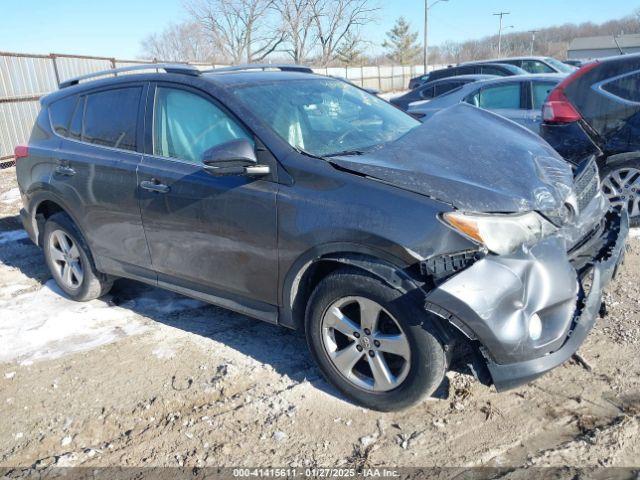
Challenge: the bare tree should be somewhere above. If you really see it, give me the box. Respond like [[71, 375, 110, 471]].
[[310, 0, 377, 66], [275, 0, 315, 63], [336, 32, 365, 65], [140, 21, 215, 62], [186, 0, 285, 64]]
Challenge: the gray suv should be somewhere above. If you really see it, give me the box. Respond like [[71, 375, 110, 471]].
[[15, 64, 627, 411]]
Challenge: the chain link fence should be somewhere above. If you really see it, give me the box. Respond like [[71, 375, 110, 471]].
[[0, 51, 438, 168]]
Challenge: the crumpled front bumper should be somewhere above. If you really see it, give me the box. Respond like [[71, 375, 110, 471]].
[[424, 209, 629, 391]]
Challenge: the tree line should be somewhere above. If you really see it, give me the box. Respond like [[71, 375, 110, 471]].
[[140, 2, 640, 66]]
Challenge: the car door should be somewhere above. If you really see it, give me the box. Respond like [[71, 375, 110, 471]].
[[137, 83, 278, 311], [49, 84, 153, 278], [468, 81, 530, 129]]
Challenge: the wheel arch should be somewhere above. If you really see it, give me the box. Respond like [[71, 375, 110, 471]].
[[602, 151, 640, 168], [279, 243, 425, 332], [29, 192, 83, 247]]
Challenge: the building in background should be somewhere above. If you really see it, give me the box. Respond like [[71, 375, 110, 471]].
[[568, 34, 640, 60]]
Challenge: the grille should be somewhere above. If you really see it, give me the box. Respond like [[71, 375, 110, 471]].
[[574, 158, 599, 212]]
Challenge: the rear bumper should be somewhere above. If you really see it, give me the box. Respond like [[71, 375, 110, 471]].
[[424, 209, 628, 391]]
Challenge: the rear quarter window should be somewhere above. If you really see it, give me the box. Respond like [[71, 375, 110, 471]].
[[49, 96, 78, 137], [602, 72, 640, 103]]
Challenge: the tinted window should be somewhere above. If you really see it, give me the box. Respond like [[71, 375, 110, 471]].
[[49, 96, 77, 137], [521, 60, 555, 74], [471, 83, 521, 109], [532, 81, 558, 108], [602, 72, 640, 102], [82, 88, 141, 151], [153, 87, 252, 164], [434, 81, 461, 96], [457, 66, 475, 75], [481, 66, 508, 76], [419, 86, 435, 99]]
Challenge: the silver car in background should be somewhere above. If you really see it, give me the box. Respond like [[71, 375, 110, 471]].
[[408, 74, 565, 133]]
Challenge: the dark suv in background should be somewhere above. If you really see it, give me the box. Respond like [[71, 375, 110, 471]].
[[15, 64, 627, 411], [408, 63, 527, 89], [463, 56, 577, 75], [540, 53, 640, 225]]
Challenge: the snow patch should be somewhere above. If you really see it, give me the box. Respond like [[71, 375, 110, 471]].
[[0, 187, 20, 204], [0, 229, 28, 245], [0, 280, 148, 364], [630, 228, 640, 239], [152, 346, 176, 359]]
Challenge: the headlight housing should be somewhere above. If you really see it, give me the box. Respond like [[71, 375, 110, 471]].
[[442, 211, 558, 255]]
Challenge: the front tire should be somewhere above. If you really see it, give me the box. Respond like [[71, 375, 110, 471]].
[[601, 159, 640, 227], [43, 212, 113, 301], [305, 268, 446, 411]]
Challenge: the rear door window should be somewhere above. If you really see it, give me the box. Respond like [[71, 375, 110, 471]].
[[49, 96, 78, 137], [521, 60, 555, 74], [471, 83, 522, 109], [532, 81, 558, 109], [82, 87, 142, 151], [419, 86, 435, 99], [602, 72, 640, 103], [481, 66, 508, 76], [434, 81, 462, 97]]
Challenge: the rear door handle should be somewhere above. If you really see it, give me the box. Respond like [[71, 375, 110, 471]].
[[140, 180, 170, 193], [54, 165, 76, 176]]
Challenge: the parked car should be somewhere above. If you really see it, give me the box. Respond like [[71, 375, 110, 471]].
[[540, 54, 640, 225], [16, 64, 627, 411], [408, 62, 527, 89], [408, 74, 564, 132], [391, 75, 496, 111], [564, 59, 584, 68], [463, 56, 577, 74]]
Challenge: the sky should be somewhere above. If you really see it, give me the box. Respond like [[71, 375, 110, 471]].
[[0, 0, 637, 60]]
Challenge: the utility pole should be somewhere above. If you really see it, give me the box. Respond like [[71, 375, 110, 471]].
[[493, 11, 510, 57], [424, 0, 449, 74], [529, 30, 538, 55]]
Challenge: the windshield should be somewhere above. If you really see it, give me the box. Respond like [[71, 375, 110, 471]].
[[231, 78, 420, 157], [545, 57, 577, 73]]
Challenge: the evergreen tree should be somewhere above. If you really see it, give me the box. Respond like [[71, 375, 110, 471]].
[[382, 17, 422, 64]]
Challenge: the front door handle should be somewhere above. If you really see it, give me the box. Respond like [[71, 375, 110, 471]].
[[140, 180, 170, 194], [54, 165, 76, 176]]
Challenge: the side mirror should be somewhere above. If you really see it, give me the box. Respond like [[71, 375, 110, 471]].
[[202, 139, 270, 177]]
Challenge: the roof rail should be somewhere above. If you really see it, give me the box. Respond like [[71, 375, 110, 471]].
[[59, 63, 201, 89], [207, 64, 315, 75]]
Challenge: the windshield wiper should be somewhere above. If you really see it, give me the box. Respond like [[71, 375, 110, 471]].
[[324, 149, 367, 158]]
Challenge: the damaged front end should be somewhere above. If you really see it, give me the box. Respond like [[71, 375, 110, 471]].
[[422, 162, 629, 391]]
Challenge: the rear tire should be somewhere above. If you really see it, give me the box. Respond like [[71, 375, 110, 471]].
[[305, 268, 446, 411], [43, 212, 113, 301], [600, 159, 640, 227]]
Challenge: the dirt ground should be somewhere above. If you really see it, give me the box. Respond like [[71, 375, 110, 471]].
[[1, 166, 640, 471]]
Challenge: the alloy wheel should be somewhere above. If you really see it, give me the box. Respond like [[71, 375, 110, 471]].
[[321, 296, 411, 392], [602, 167, 640, 219], [48, 230, 84, 289]]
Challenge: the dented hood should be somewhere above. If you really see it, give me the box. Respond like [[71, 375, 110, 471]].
[[330, 103, 574, 213]]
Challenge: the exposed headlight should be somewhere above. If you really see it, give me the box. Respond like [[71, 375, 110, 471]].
[[442, 211, 558, 255]]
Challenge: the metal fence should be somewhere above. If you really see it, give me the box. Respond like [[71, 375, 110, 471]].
[[0, 50, 438, 168]]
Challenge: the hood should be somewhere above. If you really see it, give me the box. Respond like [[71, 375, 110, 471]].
[[330, 103, 574, 213]]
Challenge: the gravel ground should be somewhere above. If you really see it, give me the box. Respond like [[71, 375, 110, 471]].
[[1, 167, 640, 471]]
